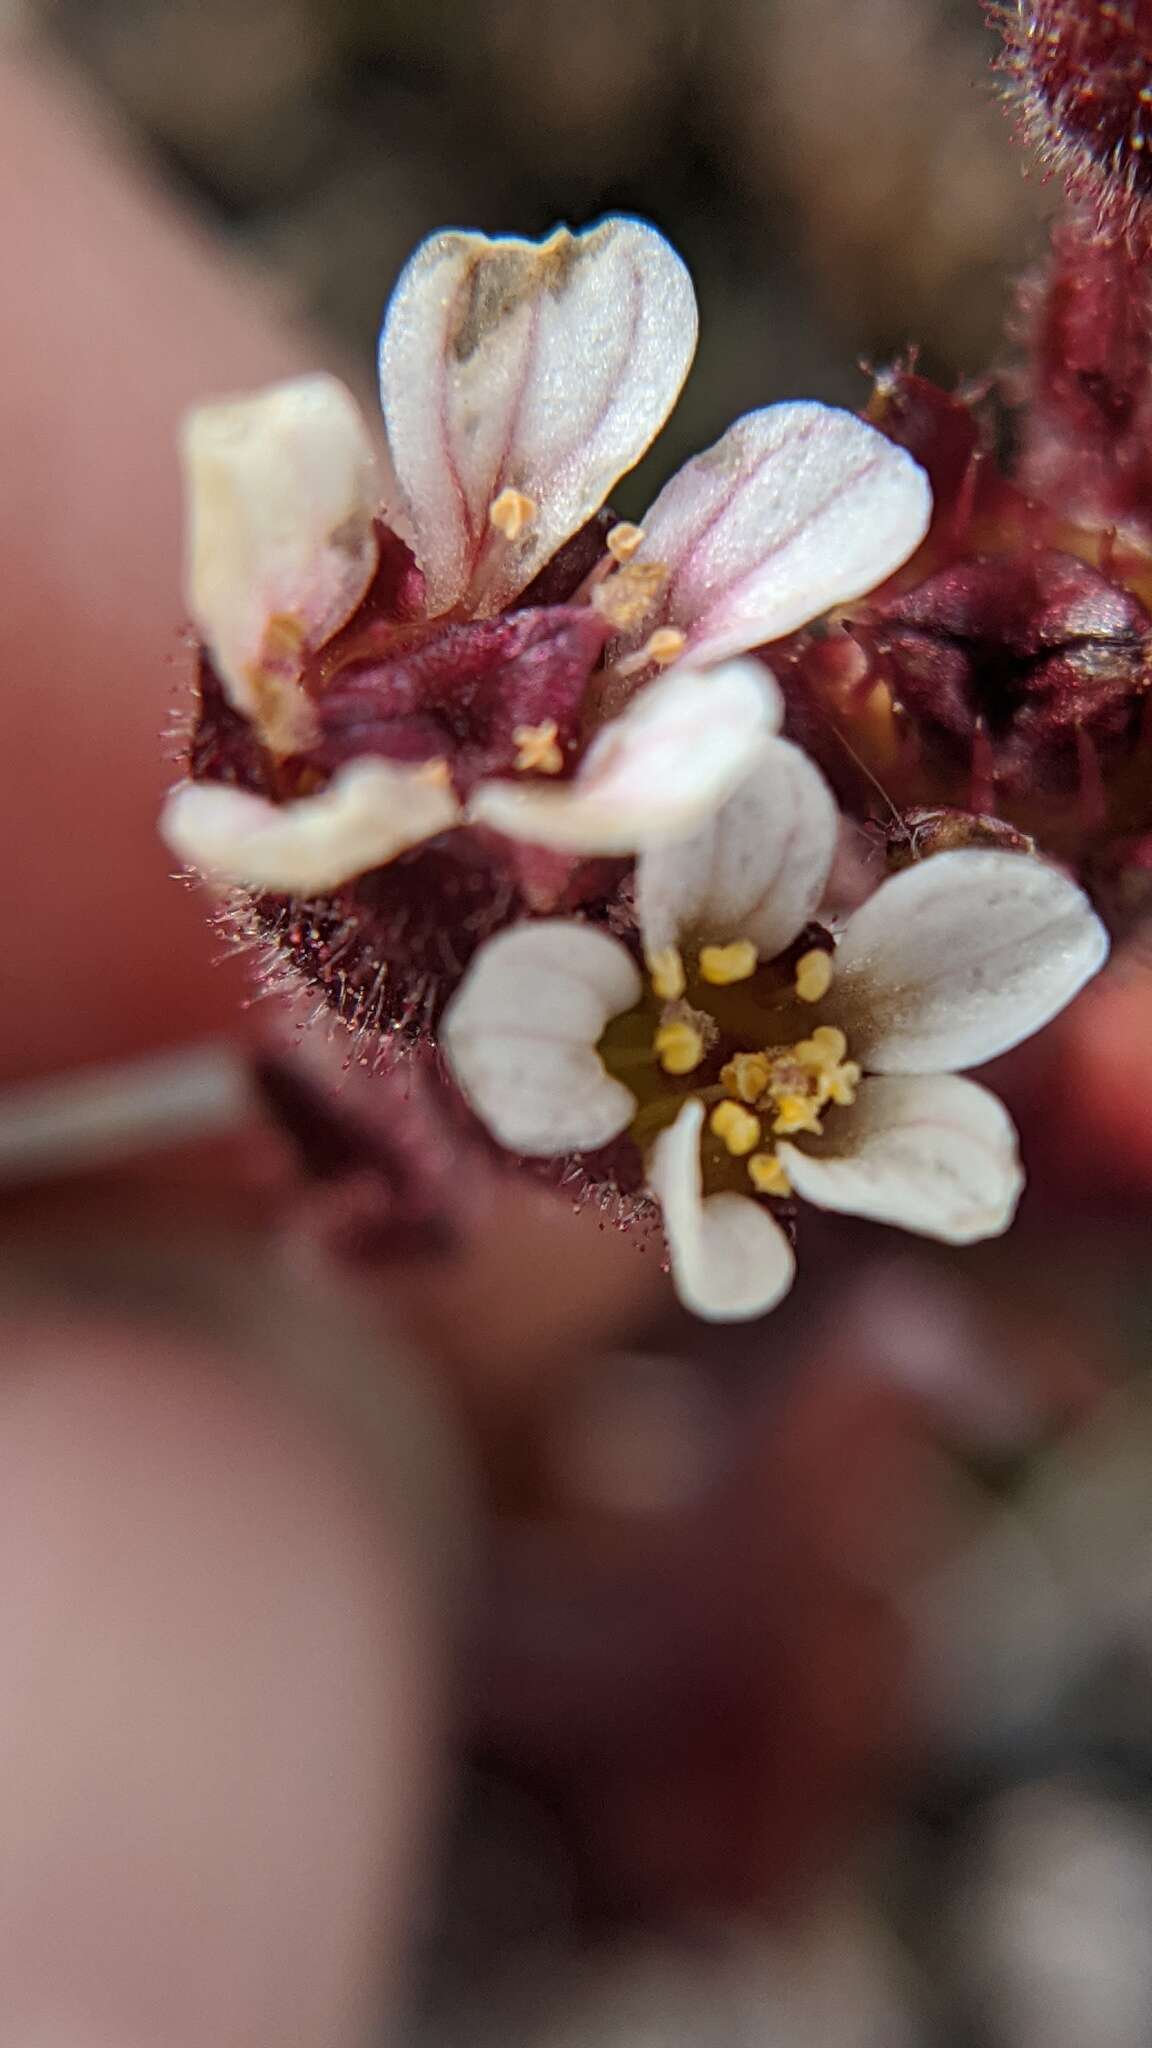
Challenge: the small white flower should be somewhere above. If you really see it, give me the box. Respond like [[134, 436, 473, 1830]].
[[167, 216, 931, 891], [181, 375, 381, 757], [442, 745, 1109, 1323], [161, 655, 784, 885]]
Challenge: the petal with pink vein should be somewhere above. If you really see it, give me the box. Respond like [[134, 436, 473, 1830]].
[[629, 402, 931, 666], [378, 219, 697, 618]]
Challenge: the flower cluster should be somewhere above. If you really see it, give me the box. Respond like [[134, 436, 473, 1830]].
[[163, 213, 1110, 1321], [164, 218, 930, 1049], [990, 0, 1152, 227], [774, 10, 1152, 914]]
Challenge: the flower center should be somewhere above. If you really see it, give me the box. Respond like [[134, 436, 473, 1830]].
[[598, 935, 861, 1197]]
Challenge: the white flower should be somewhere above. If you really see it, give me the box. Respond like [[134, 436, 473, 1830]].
[[441, 744, 1109, 1323], [164, 216, 930, 891], [162, 656, 786, 887]]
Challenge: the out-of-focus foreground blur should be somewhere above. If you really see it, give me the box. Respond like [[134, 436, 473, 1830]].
[[3, 1, 1152, 2043]]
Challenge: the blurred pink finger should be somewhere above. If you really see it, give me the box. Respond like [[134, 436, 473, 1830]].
[[0, 1320, 437, 2046], [0, 51, 329, 1084]]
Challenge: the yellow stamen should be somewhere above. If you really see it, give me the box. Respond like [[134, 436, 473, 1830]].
[[246, 615, 318, 756], [590, 560, 667, 632], [795, 948, 833, 1003], [825, 1060, 861, 1107], [700, 940, 758, 986], [512, 720, 563, 774], [648, 945, 686, 1001], [721, 1051, 771, 1104], [653, 1018, 705, 1076], [791, 1025, 858, 1107], [709, 1100, 761, 1157], [606, 521, 645, 563], [772, 1094, 824, 1137], [488, 487, 537, 540], [748, 1151, 792, 1197], [808, 1024, 847, 1061], [613, 624, 687, 678], [643, 627, 686, 666]]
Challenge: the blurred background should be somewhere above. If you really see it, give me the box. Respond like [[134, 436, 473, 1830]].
[[5, 1, 1152, 2043], [20, 0, 1056, 468]]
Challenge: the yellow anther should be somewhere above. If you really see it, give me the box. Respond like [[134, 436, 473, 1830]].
[[247, 615, 318, 755], [709, 1100, 761, 1157], [748, 1151, 792, 1197], [791, 1024, 858, 1108], [699, 940, 758, 986], [648, 945, 686, 1002], [809, 1024, 847, 1061], [613, 621, 687, 678], [825, 1060, 861, 1107], [591, 560, 667, 632], [257, 612, 308, 669], [513, 720, 564, 774], [643, 627, 686, 666], [721, 1051, 771, 1104], [606, 521, 645, 563], [772, 1094, 824, 1138], [795, 948, 833, 1003], [488, 487, 537, 540], [653, 1019, 705, 1076]]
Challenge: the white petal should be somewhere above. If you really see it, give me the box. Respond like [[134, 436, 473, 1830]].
[[466, 658, 781, 854], [378, 218, 697, 617], [182, 375, 380, 751], [630, 402, 931, 665], [636, 735, 839, 959], [832, 849, 1110, 1073], [648, 1098, 796, 1322], [159, 757, 460, 894], [441, 920, 642, 1155], [778, 1074, 1023, 1245]]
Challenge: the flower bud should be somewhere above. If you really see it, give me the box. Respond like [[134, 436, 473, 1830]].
[[871, 548, 1152, 796], [993, 0, 1152, 221]]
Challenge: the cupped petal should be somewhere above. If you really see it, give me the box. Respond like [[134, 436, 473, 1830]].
[[636, 734, 839, 960], [647, 1098, 796, 1322], [159, 757, 460, 894], [182, 375, 380, 753], [628, 402, 931, 666], [441, 920, 642, 1155], [466, 658, 781, 855], [832, 849, 1110, 1073], [378, 218, 697, 617], [778, 1073, 1023, 1245]]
